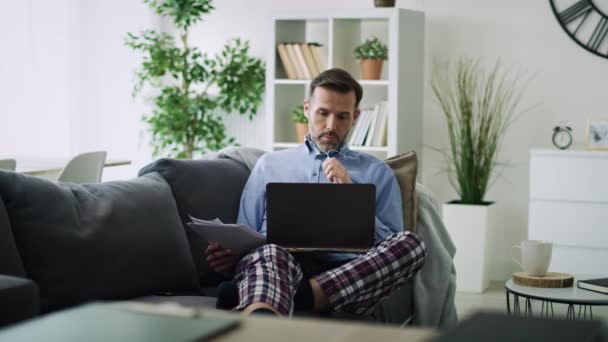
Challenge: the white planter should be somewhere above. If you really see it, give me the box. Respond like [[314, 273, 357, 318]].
[[443, 202, 497, 293]]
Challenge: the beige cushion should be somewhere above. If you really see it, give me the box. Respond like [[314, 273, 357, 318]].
[[385, 151, 418, 233]]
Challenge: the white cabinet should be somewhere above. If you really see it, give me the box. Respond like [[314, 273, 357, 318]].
[[266, 8, 425, 160], [528, 149, 608, 276]]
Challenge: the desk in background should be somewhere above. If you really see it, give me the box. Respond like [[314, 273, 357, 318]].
[[2, 156, 131, 180]]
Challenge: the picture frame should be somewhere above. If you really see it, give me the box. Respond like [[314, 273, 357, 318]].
[[586, 118, 608, 150]]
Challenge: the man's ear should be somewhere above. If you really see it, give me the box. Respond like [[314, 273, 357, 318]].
[[304, 99, 310, 119], [353, 108, 361, 121]]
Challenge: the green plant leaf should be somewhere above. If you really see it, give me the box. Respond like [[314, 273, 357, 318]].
[[127, 0, 265, 159], [354, 36, 388, 60], [431, 58, 528, 204]]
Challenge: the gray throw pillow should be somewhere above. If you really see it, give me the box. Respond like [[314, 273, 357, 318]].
[[138, 158, 251, 280], [0, 171, 199, 312]]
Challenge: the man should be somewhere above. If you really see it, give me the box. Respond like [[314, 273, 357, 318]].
[[207, 68, 426, 316]]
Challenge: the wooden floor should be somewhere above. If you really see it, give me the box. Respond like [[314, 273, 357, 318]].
[[455, 282, 608, 321]]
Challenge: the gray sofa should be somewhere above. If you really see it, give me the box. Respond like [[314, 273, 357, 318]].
[[0, 154, 414, 328]]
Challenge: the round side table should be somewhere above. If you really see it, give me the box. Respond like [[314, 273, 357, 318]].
[[505, 276, 608, 320]]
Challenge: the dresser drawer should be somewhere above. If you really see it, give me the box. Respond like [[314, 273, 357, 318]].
[[528, 200, 608, 248], [530, 152, 608, 202]]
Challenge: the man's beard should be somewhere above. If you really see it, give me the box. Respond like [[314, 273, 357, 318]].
[[310, 126, 351, 152]]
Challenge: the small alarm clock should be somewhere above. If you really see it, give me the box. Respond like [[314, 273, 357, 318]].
[[552, 124, 573, 150]]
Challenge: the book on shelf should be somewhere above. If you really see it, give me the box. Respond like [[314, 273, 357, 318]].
[[309, 43, 326, 73], [276, 44, 297, 79], [284, 44, 304, 79], [300, 43, 320, 77], [350, 106, 375, 146], [276, 42, 326, 80], [291, 43, 311, 79], [347, 102, 388, 147], [364, 103, 381, 147], [348, 108, 365, 146], [577, 277, 608, 295], [371, 101, 388, 147]]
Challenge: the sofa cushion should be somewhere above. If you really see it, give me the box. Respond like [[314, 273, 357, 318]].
[[138, 158, 251, 280], [385, 151, 418, 232], [0, 275, 39, 327], [0, 197, 26, 277], [0, 171, 199, 312]]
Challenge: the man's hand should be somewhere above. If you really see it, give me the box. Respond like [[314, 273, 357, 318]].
[[322, 158, 352, 184], [206, 242, 239, 276]]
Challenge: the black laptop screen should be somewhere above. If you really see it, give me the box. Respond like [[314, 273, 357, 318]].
[[265, 183, 376, 250]]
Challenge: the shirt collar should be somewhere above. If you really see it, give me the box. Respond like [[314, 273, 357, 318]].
[[304, 134, 352, 160]]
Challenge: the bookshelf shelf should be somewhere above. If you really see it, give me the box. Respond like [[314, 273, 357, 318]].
[[266, 8, 425, 160]]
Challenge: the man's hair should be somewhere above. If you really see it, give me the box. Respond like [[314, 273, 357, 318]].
[[309, 68, 363, 109]]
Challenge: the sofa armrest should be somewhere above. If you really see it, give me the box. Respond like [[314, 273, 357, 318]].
[[0, 275, 39, 327]]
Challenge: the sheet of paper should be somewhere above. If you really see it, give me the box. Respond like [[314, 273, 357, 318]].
[[187, 221, 266, 255]]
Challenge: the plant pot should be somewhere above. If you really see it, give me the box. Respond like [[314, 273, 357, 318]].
[[443, 201, 497, 293], [360, 59, 384, 80], [295, 122, 308, 143], [374, 0, 396, 7]]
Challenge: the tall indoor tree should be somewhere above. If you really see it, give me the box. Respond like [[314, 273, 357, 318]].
[[126, 0, 265, 158]]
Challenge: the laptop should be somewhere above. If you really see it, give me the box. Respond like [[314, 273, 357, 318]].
[[266, 183, 376, 253]]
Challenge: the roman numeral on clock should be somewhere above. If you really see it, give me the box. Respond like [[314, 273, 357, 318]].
[[559, 0, 592, 25], [550, 0, 608, 58], [588, 17, 608, 51]]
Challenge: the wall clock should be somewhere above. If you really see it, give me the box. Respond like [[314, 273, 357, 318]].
[[549, 0, 608, 59]]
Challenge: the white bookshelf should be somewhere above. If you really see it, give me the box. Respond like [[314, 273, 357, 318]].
[[266, 8, 425, 160]]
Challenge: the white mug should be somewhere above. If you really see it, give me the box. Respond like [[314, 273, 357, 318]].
[[511, 240, 552, 276]]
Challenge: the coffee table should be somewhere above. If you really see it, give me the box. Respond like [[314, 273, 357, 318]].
[[505, 275, 608, 320], [0, 302, 437, 341]]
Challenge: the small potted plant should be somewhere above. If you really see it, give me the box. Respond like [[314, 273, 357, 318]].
[[354, 37, 388, 80], [292, 105, 308, 143]]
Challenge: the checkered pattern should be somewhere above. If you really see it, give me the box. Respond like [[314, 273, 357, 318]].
[[233, 232, 425, 316], [313, 231, 426, 315], [233, 244, 304, 316]]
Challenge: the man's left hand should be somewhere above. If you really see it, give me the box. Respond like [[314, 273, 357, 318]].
[[322, 158, 352, 184]]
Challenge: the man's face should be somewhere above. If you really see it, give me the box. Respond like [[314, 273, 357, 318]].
[[304, 87, 360, 152]]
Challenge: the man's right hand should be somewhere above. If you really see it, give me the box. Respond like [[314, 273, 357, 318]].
[[206, 242, 239, 277]]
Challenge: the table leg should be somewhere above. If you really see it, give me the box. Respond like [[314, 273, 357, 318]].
[[541, 301, 546, 318], [506, 291, 511, 315], [525, 297, 533, 317], [567, 304, 575, 320]]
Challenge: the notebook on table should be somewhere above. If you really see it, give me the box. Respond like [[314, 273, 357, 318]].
[[266, 183, 376, 253], [577, 277, 608, 295]]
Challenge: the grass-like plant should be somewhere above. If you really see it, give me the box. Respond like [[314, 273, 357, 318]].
[[292, 105, 307, 124], [126, 0, 265, 159], [354, 37, 388, 60], [431, 58, 527, 204]]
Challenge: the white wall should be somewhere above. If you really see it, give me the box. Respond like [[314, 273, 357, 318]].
[[1, 0, 607, 280], [0, 0, 156, 179]]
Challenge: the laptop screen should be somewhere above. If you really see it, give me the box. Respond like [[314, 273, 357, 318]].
[[266, 183, 376, 251]]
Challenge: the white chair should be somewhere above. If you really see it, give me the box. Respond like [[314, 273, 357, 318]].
[[0, 159, 16, 171], [57, 151, 107, 183]]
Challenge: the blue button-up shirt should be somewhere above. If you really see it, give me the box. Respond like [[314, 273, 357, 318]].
[[237, 138, 404, 262]]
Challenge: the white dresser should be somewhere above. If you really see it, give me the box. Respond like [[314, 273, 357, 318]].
[[529, 149, 608, 276]]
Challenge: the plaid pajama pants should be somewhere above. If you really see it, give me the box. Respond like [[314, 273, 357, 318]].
[[233, 231, 426, 316]]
